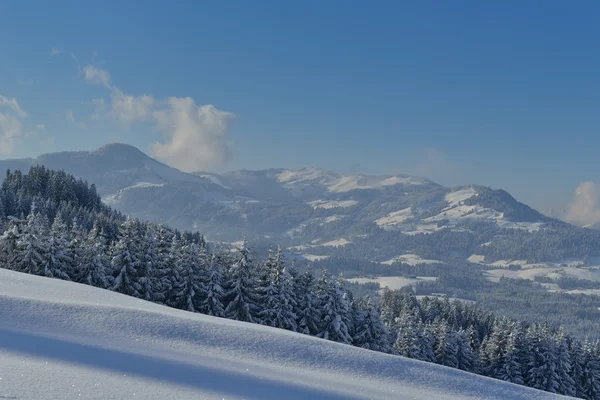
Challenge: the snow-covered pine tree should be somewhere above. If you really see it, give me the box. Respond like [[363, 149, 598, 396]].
[[497, 322, 524, 385], [43, 214, 72, 280], [14, 204, 47, 275], [223, 240, 258, 323], [569, 337, 586, 399], [354, 297, 391, 352], [68, 218, 86, 281], [455, 329, 476, 373], [79, 223, 111, 288], [138, 224, 157, 301], [413, 323, 436, 363], [316, 269, 353, 344], [393, 312, 417, 357], [152, 224, 174, 303], [524, 324, 560, 394], [198, 252, 225, 317], [295, 265, 320, 335], [555, 328, 576, 396], [169, 242, 205, 312], [434, 320, 459, 368], [581, 340, 600, 400], [0, 218, 20, 269], [111, 219, 143, 298]]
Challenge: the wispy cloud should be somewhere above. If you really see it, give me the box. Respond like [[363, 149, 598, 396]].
[[0, 95, 45, 154], [66, 109, 87, 130], [0, 96, 28, 118], [50, 47, 62, 56], [564, 182, 600, 227], [83, 65, 111, 88], [81, 63, 235, 171]]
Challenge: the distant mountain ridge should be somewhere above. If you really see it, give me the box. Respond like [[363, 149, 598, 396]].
[[1, 143, 597, 268]]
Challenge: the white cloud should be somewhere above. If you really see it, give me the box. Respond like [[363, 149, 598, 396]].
[[83, 65, 111, 88], [0, 112, 25, 155], [0, 95, 39, 154], [50, 47, 62, 56], [0, 96, 28, 118], [81, 64, 235, 171], [565, 182, 600, 227], [151, 98, 235, 172], [36, 124, 46, 132], [109, 89, 154, 124]]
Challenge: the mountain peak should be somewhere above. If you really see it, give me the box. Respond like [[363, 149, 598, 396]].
[[92, 143, 150, 160]]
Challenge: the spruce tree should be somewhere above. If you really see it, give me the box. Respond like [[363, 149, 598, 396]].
[[111, 219, 143, 297], [43, 214, 72, 280], [223, 240, 258, 323], [316, 269, 352, 344]]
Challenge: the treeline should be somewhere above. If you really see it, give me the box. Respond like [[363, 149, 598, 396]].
[[382, 290, 600, 399], [0, 207, 389, 350]]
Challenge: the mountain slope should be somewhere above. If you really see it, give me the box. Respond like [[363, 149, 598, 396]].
[[0, 269, 569, 400], [2, 143, 598, 267]]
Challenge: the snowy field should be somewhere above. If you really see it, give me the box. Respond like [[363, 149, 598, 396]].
[[349, 276, 438, 290], [484, 266, 600, 283], [0, 269, 569, 400]]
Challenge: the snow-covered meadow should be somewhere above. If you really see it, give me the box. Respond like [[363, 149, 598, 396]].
[[0, 269, 569, 400]]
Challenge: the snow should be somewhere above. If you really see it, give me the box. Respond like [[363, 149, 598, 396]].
[[276, 168, 339, 185], [327, 175, 424, 193], [0, 269, 566, 400], [381, 254, 444, 266], [308, 200, 358, 209], [301, 254, 330, 261], [445, 187, 478, 206], [375, 208, 413, 228], [485, 265, 600, 284], [321, 238, 351, 247], [324, 215, 344, 223], [467, 254, 486, 264], [350, 276, 438, 290]]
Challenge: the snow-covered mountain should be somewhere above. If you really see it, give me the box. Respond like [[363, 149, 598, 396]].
[[0, 143, 589, 266], [0, 268, 568, 400]]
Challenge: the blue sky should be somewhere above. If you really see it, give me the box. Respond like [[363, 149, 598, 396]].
[[1, 1, 599, 212]]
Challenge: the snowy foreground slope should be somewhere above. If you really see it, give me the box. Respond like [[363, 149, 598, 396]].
[[0, 270, 570, 400]]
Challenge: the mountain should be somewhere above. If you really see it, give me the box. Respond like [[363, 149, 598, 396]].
[[1, 143, 598, 268], [0, 268, 568, 400]]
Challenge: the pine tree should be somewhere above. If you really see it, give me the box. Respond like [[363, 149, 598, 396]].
[[555, 328, 576, 396], [316, 269, 352, 344], [223, 240, 258, 322], [14, 205, 47, 275], [199, 252, 225, 317], [0, 219, 20, 269], [111, 219, 143, 298], [43, 214, 72, 280], [296, 265, 320, 335], [524, 324, 560, 393], [68, 218, 86, 280], [354, 297, 390, 352], [497, 323, 524, 385], [170, 242, 205, 312], [79, 223, 111, 288], [434, 320, 458, 368], [152, 224, 174, 303], [581, 340, 600, 400]]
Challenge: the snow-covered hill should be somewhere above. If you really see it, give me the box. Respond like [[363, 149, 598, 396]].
[[0, 269, 569, 400]]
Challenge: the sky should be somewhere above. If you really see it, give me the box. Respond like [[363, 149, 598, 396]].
[[1, 1, 600, 217]]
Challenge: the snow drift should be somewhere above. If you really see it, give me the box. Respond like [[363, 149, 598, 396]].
[[0, 269, 569, 399]]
